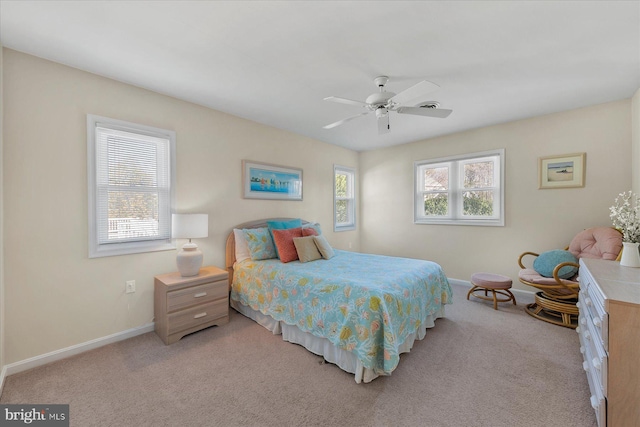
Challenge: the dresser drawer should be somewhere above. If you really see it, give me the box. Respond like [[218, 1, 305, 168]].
[[579, 313, 608, 397], [586, 285, 608, 348], [168, 298, 228, 335], [167, 279, 227, 312], [578, 326, 607, 427], [579, 289, 608, 352]]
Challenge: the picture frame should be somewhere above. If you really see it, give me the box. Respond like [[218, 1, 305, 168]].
[[538, 152, 586, 189], [242, 160, 303, 200]]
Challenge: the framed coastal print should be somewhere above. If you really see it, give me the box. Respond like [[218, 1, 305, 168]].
[[538, 153, 585, 189], [242, 160, 303, 200]]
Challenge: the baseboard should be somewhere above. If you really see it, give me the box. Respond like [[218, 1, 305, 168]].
[[448, 277, 535, 299], [3, 322, 155, 379], [0, 365, 7, 398]]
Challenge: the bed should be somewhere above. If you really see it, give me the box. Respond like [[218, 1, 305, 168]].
[[225, 218, 452, 383]]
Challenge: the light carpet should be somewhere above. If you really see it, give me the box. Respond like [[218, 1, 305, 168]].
[[1, 284, 596, 427]]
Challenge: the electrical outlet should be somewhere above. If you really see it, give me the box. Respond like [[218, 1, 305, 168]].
[[125, 280, 136, 294]]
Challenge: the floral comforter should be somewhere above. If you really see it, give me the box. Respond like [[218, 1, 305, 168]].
[[230, 250, 452, 375]]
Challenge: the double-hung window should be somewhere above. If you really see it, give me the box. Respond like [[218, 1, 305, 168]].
[[87, 115, 176, 257], [334, 165, 356, 231], [414, 149, 504, 226]]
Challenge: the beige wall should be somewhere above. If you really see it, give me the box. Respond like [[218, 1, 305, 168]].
[[632, 89, 640, 193], [2, 49, 359, 364], [2, 46, 637, 367], [360, 100, 632, 291], [0, 44, 5, 374]]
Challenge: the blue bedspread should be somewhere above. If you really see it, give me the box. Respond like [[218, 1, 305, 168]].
[[230, 250, 452, 375]]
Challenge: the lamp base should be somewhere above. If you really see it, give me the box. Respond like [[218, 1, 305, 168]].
[[176, 243, 203, 277]]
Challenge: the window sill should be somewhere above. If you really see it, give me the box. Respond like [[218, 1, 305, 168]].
[[414, 218, 504, 227]]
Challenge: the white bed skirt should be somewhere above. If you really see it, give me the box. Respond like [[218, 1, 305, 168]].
[[230, 299, 445, 383]]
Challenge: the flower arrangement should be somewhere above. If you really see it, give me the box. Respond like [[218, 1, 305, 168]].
[[610, 191, 640, 243]]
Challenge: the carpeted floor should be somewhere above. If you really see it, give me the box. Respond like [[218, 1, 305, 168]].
[[1, 284, 596, 427]]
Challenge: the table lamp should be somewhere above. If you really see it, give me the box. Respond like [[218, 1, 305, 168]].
[[172, 213, 208, 277]]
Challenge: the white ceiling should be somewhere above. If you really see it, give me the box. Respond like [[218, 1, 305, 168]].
[[1, 1, 639, 151]]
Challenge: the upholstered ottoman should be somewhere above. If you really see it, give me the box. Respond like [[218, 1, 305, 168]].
[[467, 272, 517, 310]]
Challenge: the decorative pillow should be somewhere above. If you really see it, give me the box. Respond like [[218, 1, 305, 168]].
[[293, 236, 322, 263], [272, 227, 304, 263], [243, 227, 277, 260], [233, 229, 251, 263], [267, 219, 302, 257], [533, 249, 578, 279], [302, 227, 319, 237], [302, 222, 322, 236], [313, 234, 335, 260]]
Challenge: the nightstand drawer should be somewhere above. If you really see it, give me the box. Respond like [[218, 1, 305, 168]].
[[155, 266, 230, 345], [167, 280, 227, 312], [168, 298, 228, 335]]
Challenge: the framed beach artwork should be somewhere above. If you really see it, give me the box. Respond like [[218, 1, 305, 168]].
[[538, 153, 586, 189], [242, 160, 303, 200]]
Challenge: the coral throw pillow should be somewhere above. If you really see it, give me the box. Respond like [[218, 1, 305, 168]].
[[302, 227, 319, 237], [272, 227, 303, 263]]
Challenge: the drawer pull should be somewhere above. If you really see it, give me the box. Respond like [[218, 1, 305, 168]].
[[194, 312, 207, 319], [586, 298, 592, 307], [593, 318, 601, 328], [583, 361, 589, 372], [590, 395, 598, 409], [194, 292, 207, 298], [580, 346, 585, 355], [592, 358, 601, 371], [575, 326, 581, 334], [580, 317, 586, 326], [585, 330, 591, 341]]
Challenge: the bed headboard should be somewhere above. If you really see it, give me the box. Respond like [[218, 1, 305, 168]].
[[225, 218, 311, 285]]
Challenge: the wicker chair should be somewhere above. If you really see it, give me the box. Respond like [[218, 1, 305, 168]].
[[517, 227, 622, 328]]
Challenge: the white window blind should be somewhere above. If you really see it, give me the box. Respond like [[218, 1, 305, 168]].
[[88, 115, 175, 257]]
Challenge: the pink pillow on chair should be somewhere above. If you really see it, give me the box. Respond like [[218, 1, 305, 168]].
[[568, 227, 623, 260]]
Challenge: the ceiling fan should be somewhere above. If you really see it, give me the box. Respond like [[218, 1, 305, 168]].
[[323, 76, 452, 134]]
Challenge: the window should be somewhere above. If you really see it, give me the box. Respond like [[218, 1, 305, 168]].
[[334, 165, 356, 231], [87, 115, 176, 257], [414, 149, 504, 226]]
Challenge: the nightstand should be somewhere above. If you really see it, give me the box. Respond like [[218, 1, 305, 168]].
[[154, 266, 229, 345]]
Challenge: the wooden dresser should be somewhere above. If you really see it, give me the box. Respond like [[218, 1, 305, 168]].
[[154, 266, 229, 345], [577, 258, 640, 427]]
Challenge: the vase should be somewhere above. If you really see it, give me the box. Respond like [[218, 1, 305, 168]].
[[176, 243, 203, 277], [620, 242, 640, 268]]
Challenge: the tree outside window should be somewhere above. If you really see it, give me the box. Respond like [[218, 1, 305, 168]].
[[415, 149, 504, 226]]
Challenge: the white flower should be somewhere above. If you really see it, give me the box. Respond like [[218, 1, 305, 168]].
[[610, 191, 640, 243]]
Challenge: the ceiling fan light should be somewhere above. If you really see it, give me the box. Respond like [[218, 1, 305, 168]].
[[375, 107, 388, 118]]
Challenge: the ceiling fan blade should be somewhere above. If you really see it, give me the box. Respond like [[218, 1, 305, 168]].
[[323, 96, 368, 108], [397, 106, 453, 118], [323, 112, 370, 129], [390, 80, 440, 106], [377, 114, 390, 134]]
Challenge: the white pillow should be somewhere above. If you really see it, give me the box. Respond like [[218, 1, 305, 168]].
[[233, 229, 251, 263]]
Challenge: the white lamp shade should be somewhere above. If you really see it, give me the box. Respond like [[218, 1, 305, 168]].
[[172, 214, 209, 239]]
